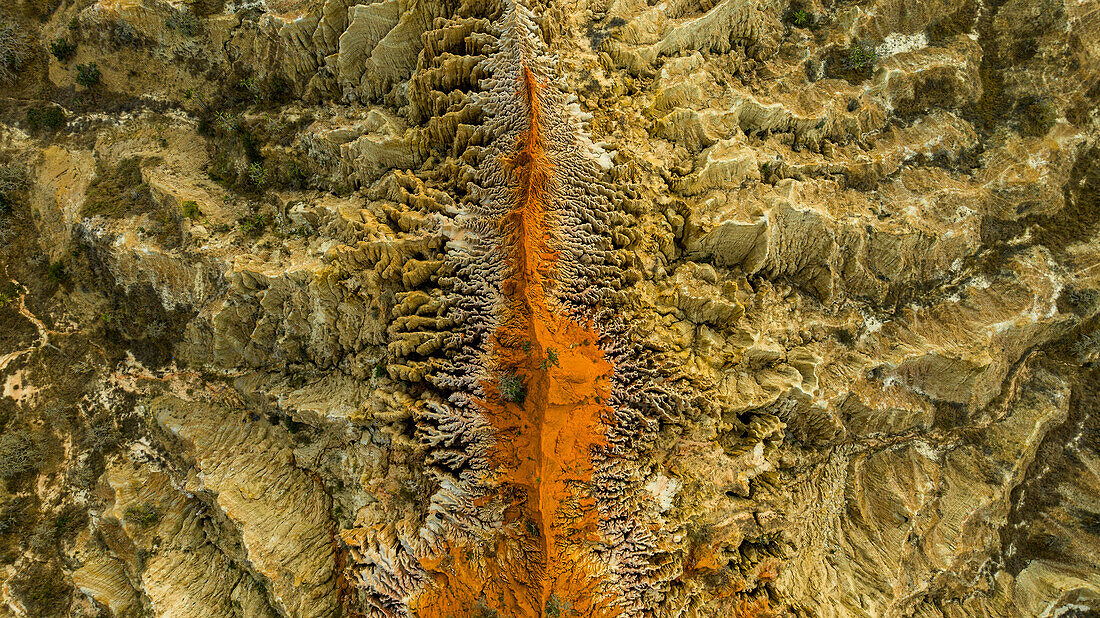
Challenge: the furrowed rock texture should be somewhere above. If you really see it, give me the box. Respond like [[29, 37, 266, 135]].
[[341, 6, 681, 616], [0, 0, 1097, 616]]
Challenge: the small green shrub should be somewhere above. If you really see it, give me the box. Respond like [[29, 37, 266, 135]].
[[791, 9, 810, 27], [1017, 96, 1056, 137], [846, 43, 877, 70], [825, 41, 880, 83], [48, 37, 76, 62], [0, 430, 43, 480], [0, 281, 19, 308], [124, 503, 160, 528], [238, 212, 270, 237], [27, 106, 66, 132], [180, 200, 201, 219], [75, 62, 101, 88], [213, 111, 239, 133], [246, 162, 267, 188], [543, 348, 560, 369], [373, 364, 386, 378], [239, 76, 261, 104], [108, 20, 142, 48], [499, 371, 526, 404]]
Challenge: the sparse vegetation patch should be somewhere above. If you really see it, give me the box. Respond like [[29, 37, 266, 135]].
[[0, 430, 43, 480], [27, 106, 66, 133], [75, 62, 101, 87], [238, 211, 271, 237], [499, 371, 526, 404], [124, 503, 160, 528], [82, 157, 155, 218], [48, 37, 76, 62], [0, 22, 27, 84]]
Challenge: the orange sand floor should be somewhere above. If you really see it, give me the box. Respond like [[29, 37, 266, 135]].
[[411, 66, 620, 618]]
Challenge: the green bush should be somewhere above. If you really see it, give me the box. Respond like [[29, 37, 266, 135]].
[[846, 43, 877, 71], [107, 20, 142, 48], [27, 106, 66, 132], [246, 162, 267, 188], [214, 111, 240, 132], [791, 9, 810, 27], [180, 200, 202, 219], [499, 371, 526, 404], [238, 212, 270, 237], [0, 430, 43, 480], [1018, 96, 1056, 137], [0, 282, 19, 308], [124, 503, 159, 528], [48, 38, 76, 62], [46, 261, 67, 284], [542, 348, 560, 369], [825, 41, 880, 83], [75, 62, 101, 88]]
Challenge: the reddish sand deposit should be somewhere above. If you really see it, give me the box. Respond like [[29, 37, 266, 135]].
[[411, 66, 619, 617]]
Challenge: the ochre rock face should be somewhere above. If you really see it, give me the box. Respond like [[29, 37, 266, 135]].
[[0, 0, 1098, 616]]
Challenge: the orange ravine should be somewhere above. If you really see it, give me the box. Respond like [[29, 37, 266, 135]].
[[411, 54, 619, 615], [342, 3, 678, 616]]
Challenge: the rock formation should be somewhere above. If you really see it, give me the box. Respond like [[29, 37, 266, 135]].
[[0, 0, 1097, 616]]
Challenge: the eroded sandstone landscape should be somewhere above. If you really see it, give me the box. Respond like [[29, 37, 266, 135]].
[[0, 0, 1098, 615]]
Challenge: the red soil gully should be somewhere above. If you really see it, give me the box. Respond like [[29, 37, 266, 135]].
[[410, 65, 621, 618]]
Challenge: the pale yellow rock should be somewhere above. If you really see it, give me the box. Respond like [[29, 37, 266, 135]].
[[153, 397, 339, 618]]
